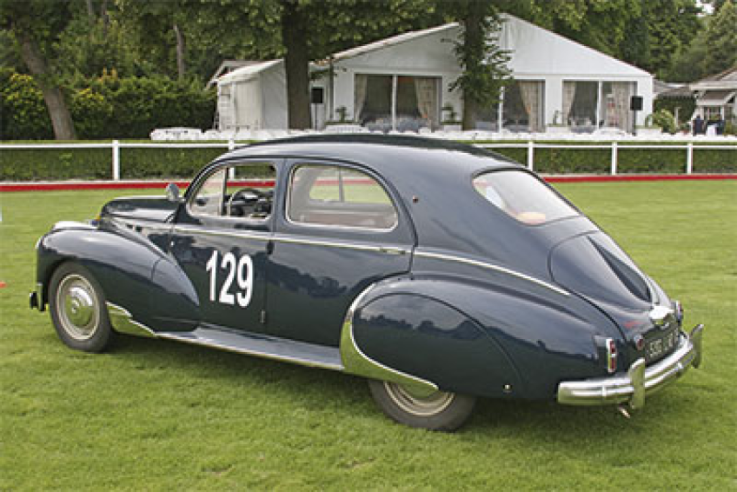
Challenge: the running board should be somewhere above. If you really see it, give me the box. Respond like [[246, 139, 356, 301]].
[[156, 326, 344, 371]]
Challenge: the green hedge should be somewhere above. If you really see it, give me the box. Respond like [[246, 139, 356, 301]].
[[486, 142, 736, 174], [0, 145, 228, 181], [0, 141, 734, 181]]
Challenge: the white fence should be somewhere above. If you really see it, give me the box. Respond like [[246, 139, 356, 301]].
[[1, 140, 735, 180]]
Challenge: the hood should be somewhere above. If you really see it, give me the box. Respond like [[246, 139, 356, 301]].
[[101, 196, 178, 223]]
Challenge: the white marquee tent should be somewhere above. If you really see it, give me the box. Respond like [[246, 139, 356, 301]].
[[216, 15, 653, 134]]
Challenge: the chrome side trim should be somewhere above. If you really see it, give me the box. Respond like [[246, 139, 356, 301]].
[[106, 302, 156, 338], [339, 283, 439, 397], [171, 225, 411, 255], [171, 225, 271, 242], [557, 324, 704, 408], [414, 250, 570, 297], [272, 235, 409, 255], [156, 331, 344, 371]]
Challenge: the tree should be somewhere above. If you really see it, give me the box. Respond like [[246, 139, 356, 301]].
[[703, 0, 737, 75], [0, 0, 77, 139], [280, 0, 311, 129], [444, 0, 511, 130]]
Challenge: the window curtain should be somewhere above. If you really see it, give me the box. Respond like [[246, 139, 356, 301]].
[[519, 81, 541, 132], [354, 74, 368, 122], [414, 77, 438, 127], [612, 82, 631, 131], [562, 82, 577, 125]]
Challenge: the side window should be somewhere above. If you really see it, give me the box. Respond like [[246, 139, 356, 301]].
[[189, 163, 276, 220], [287, 164, 398, 230], [190, 168, 226, 217]]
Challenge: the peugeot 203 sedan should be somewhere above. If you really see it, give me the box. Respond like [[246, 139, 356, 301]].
[[30, 135, 703, 431]]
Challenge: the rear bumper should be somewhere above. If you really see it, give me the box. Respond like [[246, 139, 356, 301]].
[[558, 324, 703, 409]]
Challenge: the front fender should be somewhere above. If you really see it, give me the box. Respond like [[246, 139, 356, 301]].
[[36, 223, 199, 332]]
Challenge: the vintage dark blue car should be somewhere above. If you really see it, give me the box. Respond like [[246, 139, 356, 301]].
[[30, 135, 703, 430]]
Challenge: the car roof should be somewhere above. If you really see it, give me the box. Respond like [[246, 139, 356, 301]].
[[221, 134, 520, 177]]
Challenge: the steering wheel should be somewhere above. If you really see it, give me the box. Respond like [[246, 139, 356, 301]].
[[226, 188, 264, 217]]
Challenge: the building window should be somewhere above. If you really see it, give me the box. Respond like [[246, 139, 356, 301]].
[[564, 81, 598, 132], [475, 80, 544, 133], [355, 74, 439, 131], [564, 81, 634, 133]]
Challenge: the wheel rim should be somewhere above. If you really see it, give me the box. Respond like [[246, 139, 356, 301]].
[[56, 274, 100, 340], [383, 382, 455, 417]]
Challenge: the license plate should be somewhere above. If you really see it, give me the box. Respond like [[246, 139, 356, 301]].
[[645, 329, 680, 363]]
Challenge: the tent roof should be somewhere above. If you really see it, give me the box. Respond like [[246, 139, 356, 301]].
[[218, 59, 283, 84], [322, 23, 459, 64], [500, 15, 651, 78]]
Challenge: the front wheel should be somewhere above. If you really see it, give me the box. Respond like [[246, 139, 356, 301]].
[[368, 380, 476, 431], [48, 262, 114, 353]]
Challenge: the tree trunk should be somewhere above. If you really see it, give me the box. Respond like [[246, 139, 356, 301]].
[[17, 31, 77, 140], [461, 3, 484, 131], [173, 23, 186, 80], [85, 0, 95, 25], [281, 0, 311, 130], [101, 0, 110, 37]]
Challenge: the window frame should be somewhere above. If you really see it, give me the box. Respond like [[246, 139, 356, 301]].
[[285, 162, 400, 233], [186, 161, 278, 225]]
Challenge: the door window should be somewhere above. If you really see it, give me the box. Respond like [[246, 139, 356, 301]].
[[287, 165, 398, 230], [189, 163, 276, 221]]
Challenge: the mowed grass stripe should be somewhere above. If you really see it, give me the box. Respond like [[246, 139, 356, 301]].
[[0, 181, 735, 490]]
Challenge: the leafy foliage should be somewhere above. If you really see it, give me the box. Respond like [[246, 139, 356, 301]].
[[0, 70, 216, 140], [665, 0, 736, 81], [0, 69, 54, 140]]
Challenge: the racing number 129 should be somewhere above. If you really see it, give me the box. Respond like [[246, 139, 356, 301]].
[[206, 250, 253, 308]]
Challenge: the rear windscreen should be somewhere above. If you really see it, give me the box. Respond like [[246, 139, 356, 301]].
[[473, 171, 578, 225]]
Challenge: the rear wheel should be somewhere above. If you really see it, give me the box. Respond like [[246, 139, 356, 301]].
[[368, 379, 476, 431], [48, 262, 114, 352]]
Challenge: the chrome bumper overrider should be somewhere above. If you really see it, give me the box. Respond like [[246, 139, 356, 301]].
[[558, 324, 703, 409]]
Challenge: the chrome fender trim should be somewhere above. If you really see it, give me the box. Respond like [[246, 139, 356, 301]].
[[414, 250, 570, 297], [339, 283, 439, 398], [106, 302, 156, 338]]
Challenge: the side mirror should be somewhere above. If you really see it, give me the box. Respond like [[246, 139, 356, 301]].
[[165, 183, 181, 202]]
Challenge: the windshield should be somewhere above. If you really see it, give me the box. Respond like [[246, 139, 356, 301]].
[[473, 171, 578, 225]]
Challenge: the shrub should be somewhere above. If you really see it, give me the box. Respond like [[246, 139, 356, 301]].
[[0, 70, 216, 140], [0, 70, 53, 140], [650, 109, 678, 134]]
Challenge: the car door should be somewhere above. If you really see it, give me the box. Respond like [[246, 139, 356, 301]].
[[169, 160, 278, 333], [266, 160, 415, 347]]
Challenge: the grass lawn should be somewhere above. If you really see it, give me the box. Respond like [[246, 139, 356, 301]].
[[1, 181, 735, 490]]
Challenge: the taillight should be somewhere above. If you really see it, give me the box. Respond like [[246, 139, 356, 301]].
[[674, 300, 684, 323], [606, 338, 618, 374]]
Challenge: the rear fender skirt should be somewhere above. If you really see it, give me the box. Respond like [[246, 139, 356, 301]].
[[343, 275, 618, 400], [36, 226, 199, 332], [340, 279, 525, 399]]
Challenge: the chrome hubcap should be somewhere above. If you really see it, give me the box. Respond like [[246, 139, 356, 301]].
[[384, 382, 455, 417], [56, 274, 99, 340]]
